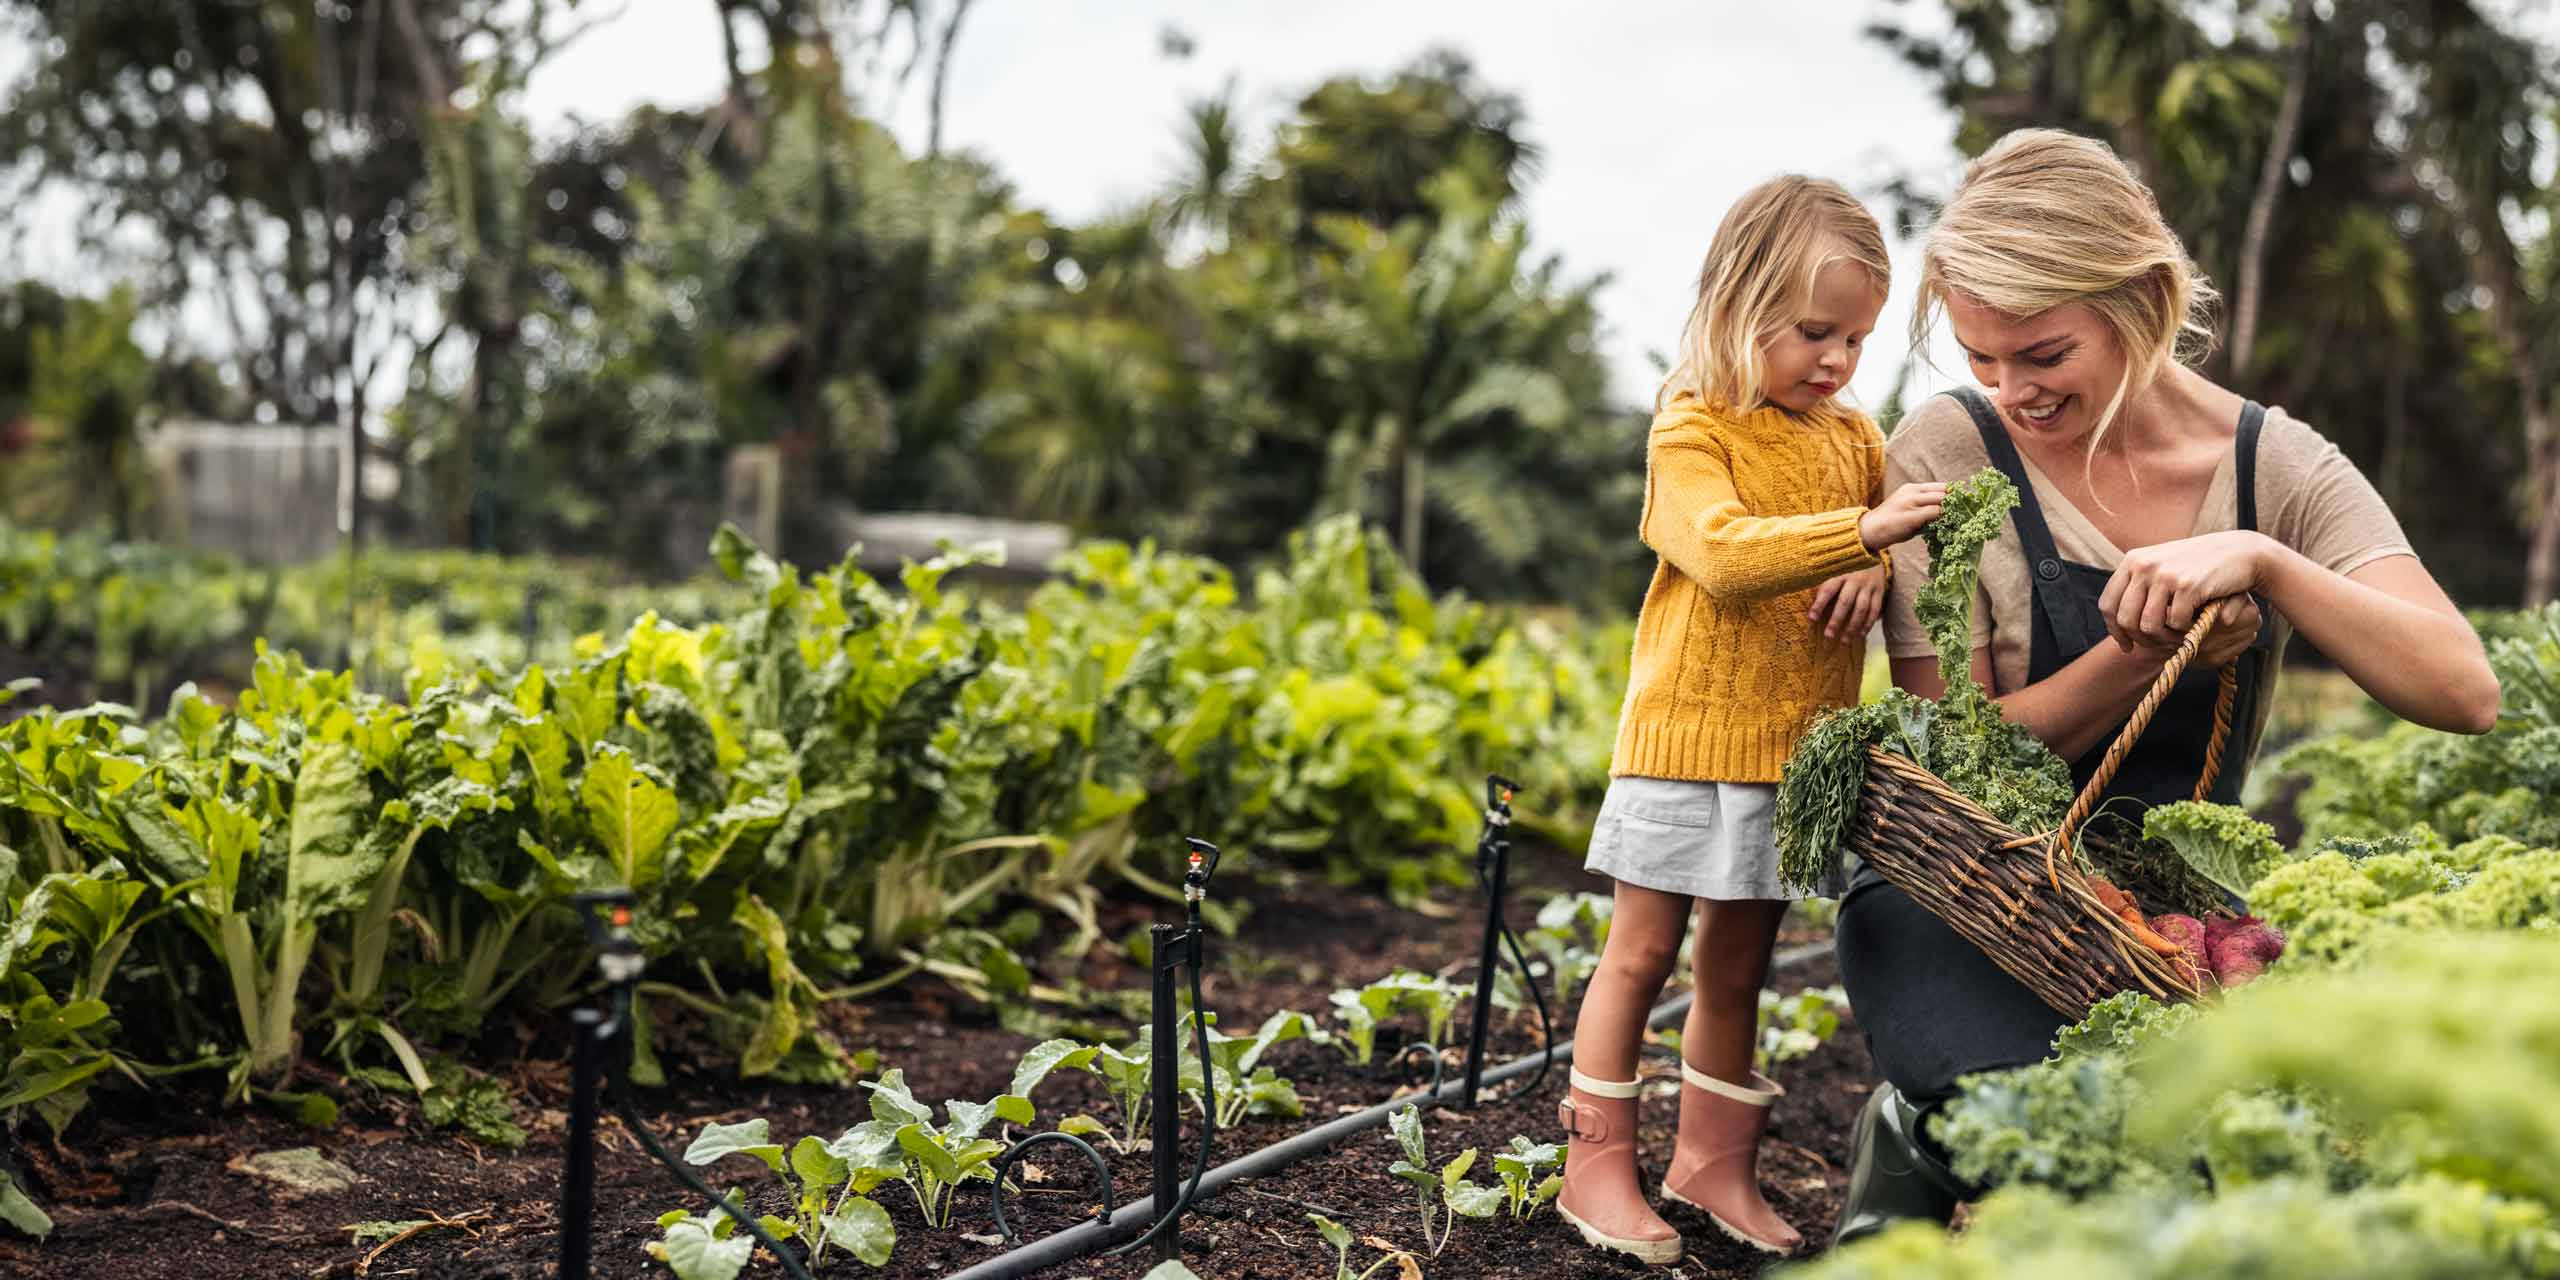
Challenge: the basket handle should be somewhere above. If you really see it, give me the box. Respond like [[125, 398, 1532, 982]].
[[2048, 596, 2243, 864]]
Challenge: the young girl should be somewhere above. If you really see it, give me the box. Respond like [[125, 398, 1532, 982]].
[[1556, 176, 1944, 1263]]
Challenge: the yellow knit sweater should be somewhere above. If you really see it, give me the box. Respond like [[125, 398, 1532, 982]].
[[1610, 394, 1888, 783]]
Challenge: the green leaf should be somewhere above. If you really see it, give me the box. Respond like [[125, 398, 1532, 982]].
[[658, 1216, 754, 1280], [1443, 1176, 1504, 1219], [1389, 1103, 1426, 1165], [580, 744, 678, 890], [1388, 1159, 1436, 1190], [821, 1194, 896, 1267], [1142, 1261, 1205, 1280], [1058, 1114, 1109, 1138], [0, 1172, 50, 1239], [683, 1119, 785, 1173], [1015, 1029, 1100, 1097], [897, 1123, 961, 1186], [1308, 1211, 1352, 1251], [1441, 1147, 1478, 1188], [791, 1135, 849, 1192], [862, 1069, 934, 1128]]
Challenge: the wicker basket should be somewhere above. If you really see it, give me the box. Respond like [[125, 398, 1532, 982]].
[[1845, 599, 2243, 1019]]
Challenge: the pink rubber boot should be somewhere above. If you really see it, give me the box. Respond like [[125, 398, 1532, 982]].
[[1660, 1063, 1801, 1253], [1555, 1069, 1682, 1265]]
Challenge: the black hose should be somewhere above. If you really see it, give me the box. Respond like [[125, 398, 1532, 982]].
[[946, 939, 1834, 1280], [989, 1132, 1116, 1245], [1395, 1040, 1445, 1095], [606, 988, 815, 1280], [1101, 949, 1217, 1258]]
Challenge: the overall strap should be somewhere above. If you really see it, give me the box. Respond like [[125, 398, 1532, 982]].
[[1948, 388, 2069, 577], [2236, 401, 2265, 533], [1948, 388, 2110, 671]]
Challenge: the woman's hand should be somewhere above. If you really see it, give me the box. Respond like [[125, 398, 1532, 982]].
[[2191, 594, 2263, 671], [1809, 563, 1889, 644], [2099, 530, 2274, 651]]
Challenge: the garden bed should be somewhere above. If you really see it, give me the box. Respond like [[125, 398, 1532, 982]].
[[4, 851, 1857, 1279]]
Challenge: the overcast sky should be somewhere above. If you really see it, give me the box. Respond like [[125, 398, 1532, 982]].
[[10, 3, 1988, 412]]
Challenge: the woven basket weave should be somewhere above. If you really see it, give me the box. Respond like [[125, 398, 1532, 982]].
[[1845, 599, 2242, 1018]]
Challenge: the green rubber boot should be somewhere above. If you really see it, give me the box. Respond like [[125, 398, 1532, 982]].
[[1828, 1083, 1977, 1249]]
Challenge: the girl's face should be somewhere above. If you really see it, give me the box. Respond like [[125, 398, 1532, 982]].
[[1762, 257, 1885, 414], [1945, 293, 2129, 447]]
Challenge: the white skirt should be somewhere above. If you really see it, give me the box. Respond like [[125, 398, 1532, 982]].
[[1582, 775, 1842, 901]]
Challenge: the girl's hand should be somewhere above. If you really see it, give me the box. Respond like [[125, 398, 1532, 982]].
[[1809, 563, 1889, 644], [2099, 530, 2273, 651], [1858, 482, 1949, 551]]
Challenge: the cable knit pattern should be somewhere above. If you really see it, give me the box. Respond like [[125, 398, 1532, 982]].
[[1610, 393, 1888, 783]]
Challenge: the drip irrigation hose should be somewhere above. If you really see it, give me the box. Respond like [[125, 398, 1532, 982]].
[[605, 986, 815, 1280], [948, 939, 1834, 1280], [989, 1133, 1116, 1245], [1396, 1041, 1446, 1095]]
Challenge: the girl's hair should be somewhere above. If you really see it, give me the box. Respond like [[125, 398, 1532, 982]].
[[1912, 128, 2219, 456], [1657, 175, 1890, 413]]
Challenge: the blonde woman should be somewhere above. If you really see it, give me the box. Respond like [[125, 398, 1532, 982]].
[[1829, 128, 2499, 1244], [1557, 175, 1946, 1264]]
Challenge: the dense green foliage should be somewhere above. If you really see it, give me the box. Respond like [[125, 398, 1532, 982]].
[[0, 519, 1624, 1156]]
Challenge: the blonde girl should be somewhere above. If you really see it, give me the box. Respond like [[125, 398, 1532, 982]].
[[1556, 175, 1943, 1263]]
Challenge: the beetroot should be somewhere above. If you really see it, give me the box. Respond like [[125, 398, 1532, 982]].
[[2205, 916, 2287, 988], [2150, 914, 2214, 988]]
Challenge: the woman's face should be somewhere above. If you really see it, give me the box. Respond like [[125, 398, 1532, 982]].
[[1944, 293, 2128, 447], [1761, 258, 1885, 414]]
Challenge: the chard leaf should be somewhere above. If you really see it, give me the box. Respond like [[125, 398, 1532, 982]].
[[0, 1171, 50, 1239], [579, 744, 678, 891]]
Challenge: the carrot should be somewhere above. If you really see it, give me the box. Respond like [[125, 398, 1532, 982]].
[[2115, 903, 2185, 957], [2084, 875, 2183, 957]]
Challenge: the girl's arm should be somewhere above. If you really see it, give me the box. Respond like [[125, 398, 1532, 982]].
[[2101, 532, 2497, 734], [1644, 438, 1878, 600]]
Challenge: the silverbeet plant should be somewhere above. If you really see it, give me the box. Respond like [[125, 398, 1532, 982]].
[[1180, 1009, 1310, 1128], [1385, 1103, 1501, 1257]]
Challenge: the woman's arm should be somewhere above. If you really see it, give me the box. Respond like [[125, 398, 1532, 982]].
[[2257, 547, 2498, 733], [2100, 531, 2498, 735]]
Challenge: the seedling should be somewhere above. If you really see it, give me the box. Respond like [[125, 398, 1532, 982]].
[[1384, 1103, 1500, 1256], [1308, 1212, 1418, 1279]]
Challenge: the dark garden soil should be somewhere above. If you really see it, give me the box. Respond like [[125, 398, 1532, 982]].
[[4, 847, 1865, 1280]]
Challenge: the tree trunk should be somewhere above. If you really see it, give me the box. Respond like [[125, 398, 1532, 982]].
[[1398, 433, 1426, 578], [2526, 396, 2560, 606], [926, 0, 975, 158], [2230, 0, 2314, 377]]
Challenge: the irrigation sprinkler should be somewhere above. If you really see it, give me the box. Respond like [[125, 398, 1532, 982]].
[[992, 836, 1227, 1267], [1458, 773, 1553, 1109], [558, 889, 810, 1280]]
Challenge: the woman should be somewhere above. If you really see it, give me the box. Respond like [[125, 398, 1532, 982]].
[[1827, 128, 2500, 1244]]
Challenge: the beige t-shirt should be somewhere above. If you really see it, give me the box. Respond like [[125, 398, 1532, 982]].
[[1880, 392, 2417, 762]]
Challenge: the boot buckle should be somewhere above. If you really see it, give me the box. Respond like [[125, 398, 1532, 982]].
[[1559, 1096, 1611, 1143]]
